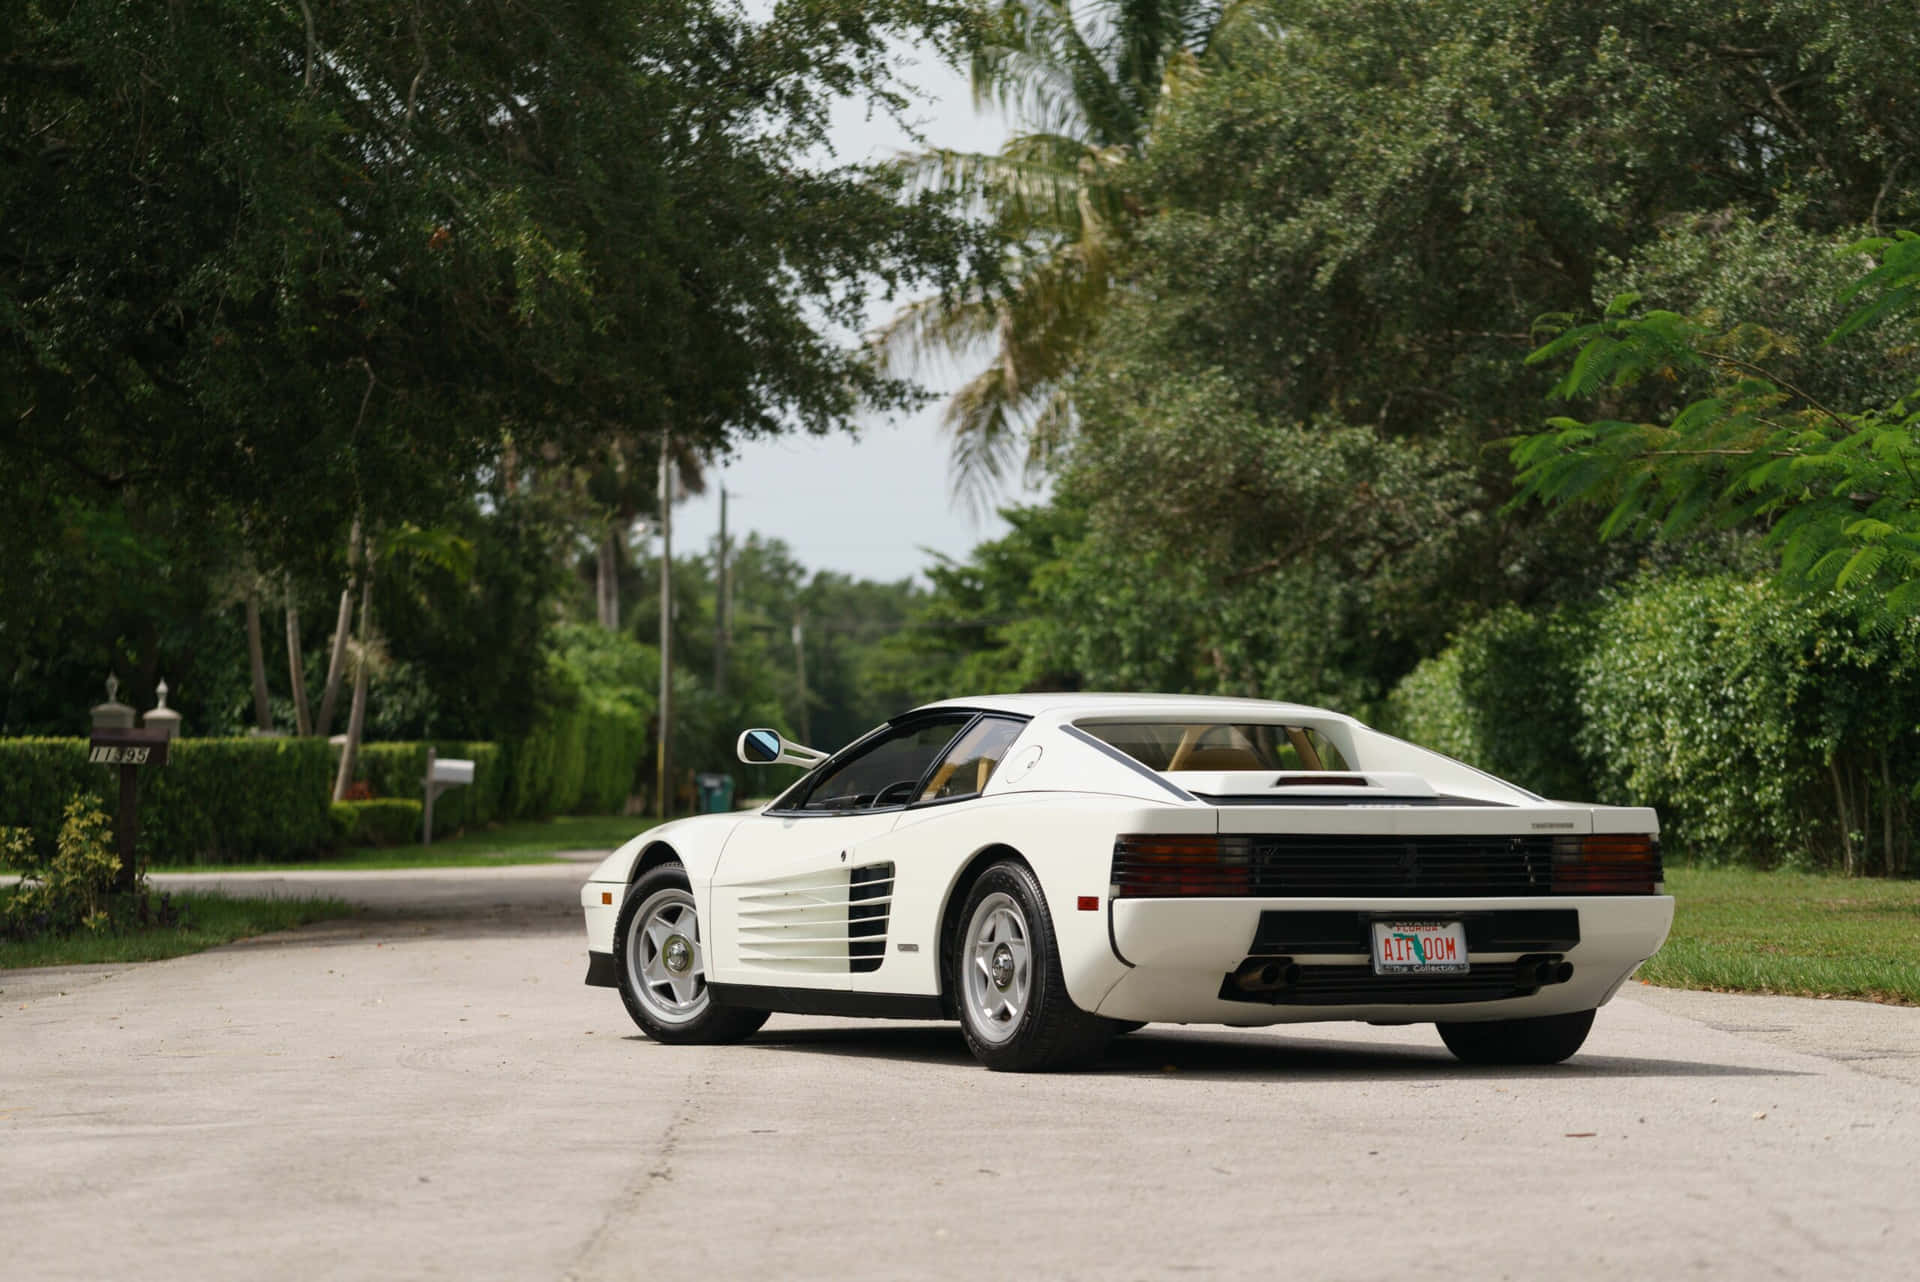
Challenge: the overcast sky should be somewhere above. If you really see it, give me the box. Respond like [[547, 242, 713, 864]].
[[668, 41, 1040, 586]]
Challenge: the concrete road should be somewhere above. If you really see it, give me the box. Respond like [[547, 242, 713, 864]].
[[4, 864, 1916, 1282]]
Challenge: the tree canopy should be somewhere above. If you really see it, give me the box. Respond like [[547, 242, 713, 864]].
[[2, 0, 986, 725], [1514, 232, 1920, 615], [932, 0, 1920, 707]]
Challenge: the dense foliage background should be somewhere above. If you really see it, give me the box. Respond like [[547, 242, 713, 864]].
[[7, 0, 1920, 874]]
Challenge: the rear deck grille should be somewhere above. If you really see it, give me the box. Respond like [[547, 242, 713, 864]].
[[1244, 835, 1554, 896], [1111, 834, 1558, 898]]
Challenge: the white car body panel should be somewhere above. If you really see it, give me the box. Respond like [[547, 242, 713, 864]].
[[708, 808, 901, 990], [582, 693, 1673, 1037]]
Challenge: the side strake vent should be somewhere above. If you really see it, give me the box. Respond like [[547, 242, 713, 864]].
[[736, 862, 895, 973], [848, 862, 893, 973]]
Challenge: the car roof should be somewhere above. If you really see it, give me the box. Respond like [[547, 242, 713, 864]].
[[912, 692, 1363, 726]]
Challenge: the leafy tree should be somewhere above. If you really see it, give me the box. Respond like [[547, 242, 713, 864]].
[[1514, 232, 1920, 614], [876, 503, 1087, 697], [2, 0, 988, 740], [986, 0, 1920, 707], [880, 0, 1223, 503]]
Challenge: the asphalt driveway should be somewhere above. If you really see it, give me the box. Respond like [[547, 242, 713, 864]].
[[4, 862, 1915, 1280]]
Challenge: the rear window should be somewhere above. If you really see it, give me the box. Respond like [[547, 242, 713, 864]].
[[1078, 721, 1350, 773]]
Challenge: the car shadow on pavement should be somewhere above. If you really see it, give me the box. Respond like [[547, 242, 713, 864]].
[[741, 1023, 1810, 1080]]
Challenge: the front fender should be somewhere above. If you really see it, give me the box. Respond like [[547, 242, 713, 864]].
[[583, 812, 746, 887]]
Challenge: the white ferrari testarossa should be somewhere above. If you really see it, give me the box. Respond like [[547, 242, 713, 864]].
[[580, 694, 1672, 1071]]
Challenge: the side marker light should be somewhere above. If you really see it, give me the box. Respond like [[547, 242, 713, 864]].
[[1077, 896, 1099, 911], [601, 891, 613, 905]]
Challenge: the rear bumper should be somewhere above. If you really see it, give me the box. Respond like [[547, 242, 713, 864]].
[[1096, 894, 1673, 1024]]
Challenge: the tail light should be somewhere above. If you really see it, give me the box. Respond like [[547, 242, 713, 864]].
[[1111, 834, 1252, 897], [1552, 834, 1661, 894]]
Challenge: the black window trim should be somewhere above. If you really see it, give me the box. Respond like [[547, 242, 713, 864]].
[[763, 709, 1025, 818]]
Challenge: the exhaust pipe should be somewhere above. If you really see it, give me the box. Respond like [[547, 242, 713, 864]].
[[1232, 957, 1299, 992], [1524, 958, 1576, 987]]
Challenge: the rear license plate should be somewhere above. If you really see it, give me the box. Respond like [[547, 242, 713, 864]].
[[1371, 919, 1469, 975]]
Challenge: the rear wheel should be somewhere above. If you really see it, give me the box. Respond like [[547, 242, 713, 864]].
[[954, 861, 1115, 1072], [613, 864, 768, 1045], [1436, 1008, 1595, 1065]]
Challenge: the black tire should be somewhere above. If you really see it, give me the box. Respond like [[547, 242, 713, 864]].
[[1436, 1008, 1595, 1065], [952, 860, 1115, 1072], [613, 864, 768, 1045]]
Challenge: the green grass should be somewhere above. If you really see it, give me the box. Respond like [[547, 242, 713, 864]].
[[151, 814, 659, 872], [1642, 866, 1920, 1005], [0, 889, 355, 970]]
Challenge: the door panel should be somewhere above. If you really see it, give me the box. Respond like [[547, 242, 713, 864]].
[[708, 812, 901, 991]]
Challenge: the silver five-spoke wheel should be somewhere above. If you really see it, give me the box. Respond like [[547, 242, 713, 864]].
[[963, 891, 1032, 1044], [613, 864, 768, 1045], [626, 886, 708, 1026], [951, 861, 1116, 1071]]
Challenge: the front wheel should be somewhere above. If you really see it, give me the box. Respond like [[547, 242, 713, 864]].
[[953, 861, 1115, 1072], [1436, 1008, 1595, 1065], [613, 864, 768, 1045]]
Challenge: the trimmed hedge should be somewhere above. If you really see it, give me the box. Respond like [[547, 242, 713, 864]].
[[347, 741, 505, 838], [3, 659, 646, 862], [338, 798, 424, 846], [1387, 574, 1920, 872], [0, 736, 334, 865], [504, 654, 646, 819], [1383, 605, 1595, 802], [140, 737, 335, 863], [0, 738, 108, 864], [345, 706, 640, 830]]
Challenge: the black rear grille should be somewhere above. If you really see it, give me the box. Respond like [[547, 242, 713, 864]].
[[1220, 961, 1544, 1007], [1243, 834, 1553, 897]]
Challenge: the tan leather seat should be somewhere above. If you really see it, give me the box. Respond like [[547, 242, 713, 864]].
[[1177, 746, 1265, 771]]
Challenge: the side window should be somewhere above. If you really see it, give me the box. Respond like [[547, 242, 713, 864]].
[[918, 717, 1026, 803], [790, 718, 970, 812]]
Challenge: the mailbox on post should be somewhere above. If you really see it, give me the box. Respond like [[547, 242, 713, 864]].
[[422, 748, 474, 846], [88, 727, 170, 891]]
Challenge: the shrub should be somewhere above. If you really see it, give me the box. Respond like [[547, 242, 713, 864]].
[[576, 696, 647, 815], [1385, 575, 1920, 872], [340, 798, 424, 847], [504, 639, 648, 818], [3, 797, 130, 937], [328, 801, 361, 846], [1577, 575, 1920, 872], [1383, 605, 1595, 801], [345, 741, 504, 835]]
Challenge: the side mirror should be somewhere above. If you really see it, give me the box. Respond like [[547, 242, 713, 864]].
[[737, 728, 782, 764], [735, 728, 830, 768]]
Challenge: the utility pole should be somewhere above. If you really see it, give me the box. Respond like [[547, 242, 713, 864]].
[[792, 614, 810, 744], [714, 487, 729, 700], [656, 436, 673, 819]]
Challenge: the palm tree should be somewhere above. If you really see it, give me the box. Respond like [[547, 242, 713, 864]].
[[878, 1, 1224, 509]]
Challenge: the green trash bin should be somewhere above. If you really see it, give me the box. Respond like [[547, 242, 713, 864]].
[[695, 773, 735, 813]]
